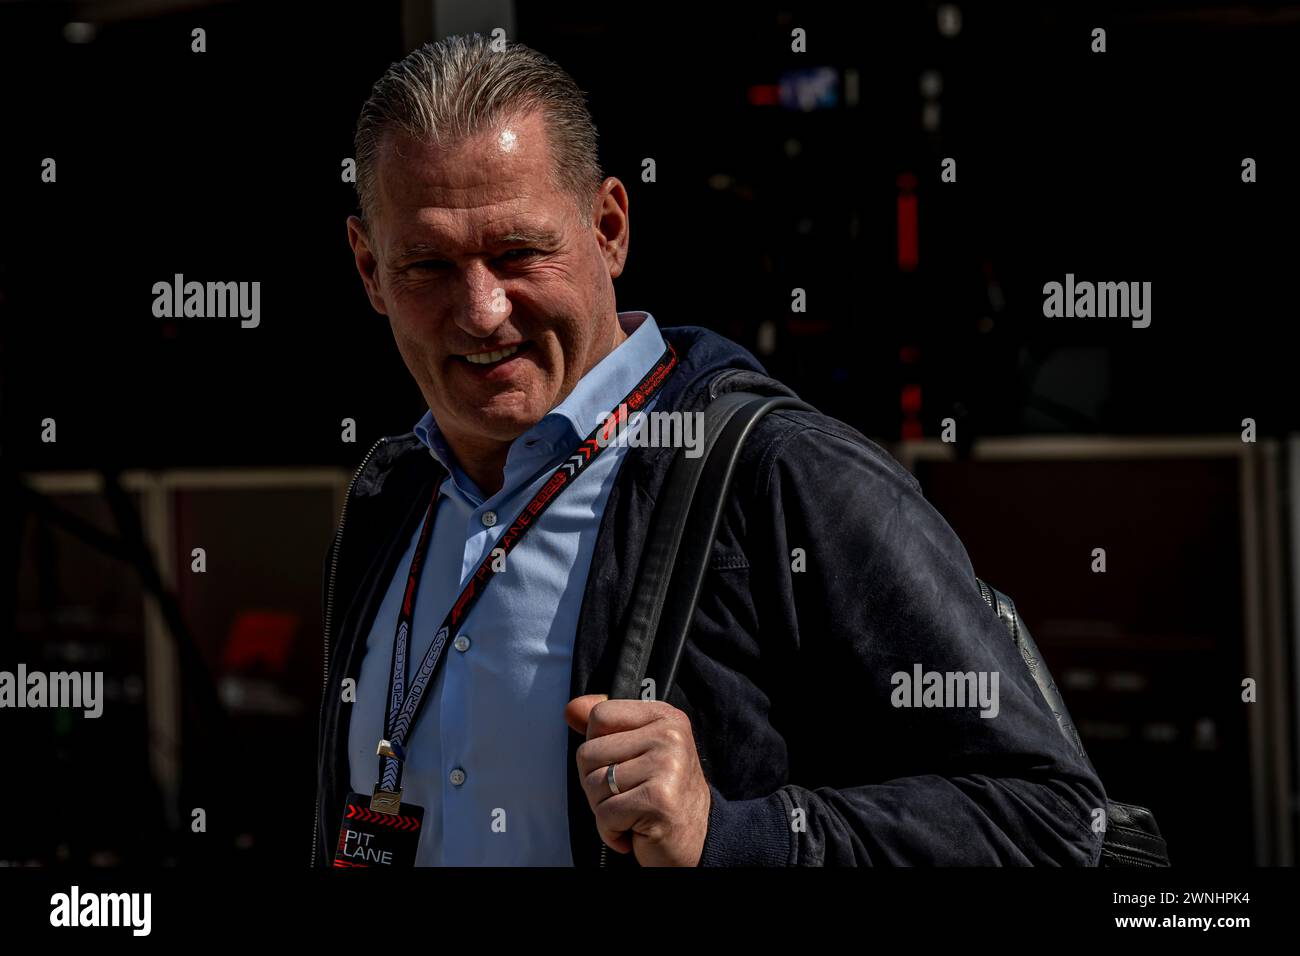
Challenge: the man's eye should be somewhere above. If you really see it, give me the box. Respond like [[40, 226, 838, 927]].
[[501, 248, 542, 261], [411, 260, 449, 269]]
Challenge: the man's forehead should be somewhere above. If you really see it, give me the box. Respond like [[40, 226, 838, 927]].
[[376, 113, 550, 193], [374, 116, 568, 248]]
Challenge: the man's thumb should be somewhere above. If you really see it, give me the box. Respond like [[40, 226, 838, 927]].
[[564, 694, 609, 736]]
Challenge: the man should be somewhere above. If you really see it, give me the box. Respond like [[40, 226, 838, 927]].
[[313, 34, 1106, 867]]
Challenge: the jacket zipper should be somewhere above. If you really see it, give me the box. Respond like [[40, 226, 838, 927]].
[[311, 435, 389, 868]]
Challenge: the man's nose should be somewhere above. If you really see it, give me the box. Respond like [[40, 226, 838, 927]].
[[452, 260, 511, 338]]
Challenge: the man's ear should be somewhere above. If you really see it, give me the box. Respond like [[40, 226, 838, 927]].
[[347, 214, 390, 316], [590, 177, 630, 280]]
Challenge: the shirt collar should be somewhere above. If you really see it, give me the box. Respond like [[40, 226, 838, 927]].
[[413, 311, 666, 500]]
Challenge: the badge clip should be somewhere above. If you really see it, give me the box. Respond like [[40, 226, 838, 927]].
[[372, 738, 407, 815], [376, 738, 406, 761]]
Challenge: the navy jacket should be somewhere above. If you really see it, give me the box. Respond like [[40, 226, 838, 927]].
[[312, 325, 1106, 867]]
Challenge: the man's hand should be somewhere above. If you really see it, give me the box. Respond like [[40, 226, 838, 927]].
[[565, 694, 712, 867]]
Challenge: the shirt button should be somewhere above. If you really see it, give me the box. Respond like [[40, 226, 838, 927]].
[[449, 768, 466, 786], [481, 511, 497, 527], [453, 635, 471, 652]]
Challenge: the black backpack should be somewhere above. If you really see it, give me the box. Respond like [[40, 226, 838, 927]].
[[612, 388, 1171, 867]]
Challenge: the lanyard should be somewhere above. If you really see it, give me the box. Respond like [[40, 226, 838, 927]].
[[372, 343, 679, 810]]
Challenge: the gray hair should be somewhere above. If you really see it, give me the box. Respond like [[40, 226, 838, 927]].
[[353, 34, 603, 235]]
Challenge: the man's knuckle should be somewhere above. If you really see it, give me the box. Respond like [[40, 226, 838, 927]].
[[667, 752, 690, 781]]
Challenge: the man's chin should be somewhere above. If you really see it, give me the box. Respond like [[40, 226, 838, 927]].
[[461, 404, 549, 440], [434, 376, 556, 442]]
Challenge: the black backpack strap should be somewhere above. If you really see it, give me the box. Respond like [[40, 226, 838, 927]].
[[610, 391, 816, 701]]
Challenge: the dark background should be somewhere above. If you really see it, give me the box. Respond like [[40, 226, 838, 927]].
[[1, 0, 1296, 868]]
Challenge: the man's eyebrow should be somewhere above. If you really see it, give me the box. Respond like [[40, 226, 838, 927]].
[[391, 240, 449, 261], [491, 228, 560, 246], [392, 229, 559, 261]]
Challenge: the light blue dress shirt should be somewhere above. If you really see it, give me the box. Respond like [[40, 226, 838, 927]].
[[347, 311, 666, 865]]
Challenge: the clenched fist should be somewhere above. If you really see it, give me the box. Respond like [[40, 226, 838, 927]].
[[565, 694, 713, 867]]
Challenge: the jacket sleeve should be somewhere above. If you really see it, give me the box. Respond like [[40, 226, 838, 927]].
[[697, 416, 1107, 866]]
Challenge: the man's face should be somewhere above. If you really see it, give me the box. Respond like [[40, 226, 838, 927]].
[[347, 109, 629, 457]]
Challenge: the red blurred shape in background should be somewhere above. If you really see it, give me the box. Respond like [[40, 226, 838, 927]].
[[897, 195, 918, 271], [223, 610, 300, 675], [896, 172, 918, 272], [900, 383, 923, 414]]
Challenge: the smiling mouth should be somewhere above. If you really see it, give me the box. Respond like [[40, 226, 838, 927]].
[[456, 341, 532, 367], [457, 343, 538, 371]]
